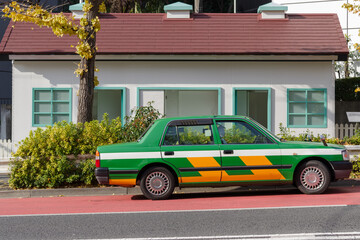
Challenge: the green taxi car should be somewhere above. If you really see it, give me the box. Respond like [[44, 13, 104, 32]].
[[95, 116, 352, 200]]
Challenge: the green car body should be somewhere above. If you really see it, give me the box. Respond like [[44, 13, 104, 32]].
[[95, 116, 352, 200]]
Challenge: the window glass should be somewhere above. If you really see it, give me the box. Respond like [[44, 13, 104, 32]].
[[289, 103, 306, 114], [289, 115, 306, 126], [53, 114, 69, 123], [53, 90, 69, 101], [288, 89, 326, 127], [307, 91, 324, 101], [92, 89, 122, 121], [35, 114, 51, 125], [34, 102, 51, 112], [289, 91, 306, 101], [33, 89, 71, 126], [235, 89, 269, 129], [35, 90, 51, 101], [216, 121, 271, 144], [163, 125, 214, 145], [53, 102, 69, 113]]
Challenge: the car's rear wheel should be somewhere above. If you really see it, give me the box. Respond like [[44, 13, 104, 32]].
[[140, 167, 175, 200], [294, 160, 331, 194]]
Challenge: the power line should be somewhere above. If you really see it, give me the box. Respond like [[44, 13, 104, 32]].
[[343, 27, 360, 30]]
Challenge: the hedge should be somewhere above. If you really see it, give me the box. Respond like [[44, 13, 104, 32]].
[[335, 77, 360, 101], [9, 103, 162, 189]]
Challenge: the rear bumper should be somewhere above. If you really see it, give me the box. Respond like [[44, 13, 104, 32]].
[[95, 167, 109, 185], [330, 161, 353, 180]]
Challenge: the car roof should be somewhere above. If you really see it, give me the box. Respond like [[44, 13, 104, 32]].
[[155, 115, 250, 123]]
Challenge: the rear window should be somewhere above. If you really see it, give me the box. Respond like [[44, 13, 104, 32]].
[[163, 124, 214, 145]]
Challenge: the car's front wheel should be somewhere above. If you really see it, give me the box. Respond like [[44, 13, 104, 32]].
[[294, 160, 331, 194], [140, 167, 175, 200]]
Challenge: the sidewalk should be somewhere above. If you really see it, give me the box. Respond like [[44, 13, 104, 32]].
[[0, 173, 359, 199]]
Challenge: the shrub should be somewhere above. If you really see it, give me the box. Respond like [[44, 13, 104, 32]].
[[352, 159, 360, 178], [10, 103, 162, 189], [122, 102, 162, 142], [277, 123, 345, 145]]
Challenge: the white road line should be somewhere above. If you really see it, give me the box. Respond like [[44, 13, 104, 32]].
[[0, 204, 349, 218], [78, 232, 360, 240]]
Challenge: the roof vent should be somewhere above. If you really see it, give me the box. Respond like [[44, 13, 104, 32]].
[[164, 2, 193, 19], [69, 2, 85, 19], [258, 2, 288, 19]]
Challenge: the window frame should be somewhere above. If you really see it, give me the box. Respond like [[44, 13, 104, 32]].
[[161, 119, 216, 146], [287, 88, 327, 128], [162, 124, 215, 146], [233, 87, 272, 131], [215, 120, 274, 145], [32, 88, 72, 127], [93, 87, 127, 124], [137, 87, 222, 115]]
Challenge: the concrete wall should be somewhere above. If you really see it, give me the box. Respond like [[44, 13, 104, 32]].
[[12, 60, 335, 143]]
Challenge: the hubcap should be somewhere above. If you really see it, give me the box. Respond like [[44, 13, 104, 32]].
[[145, 171, 170, 196], [300, 166, 324, 190]]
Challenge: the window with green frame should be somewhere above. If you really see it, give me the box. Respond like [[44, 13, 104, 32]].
[[288, 89, 327, 128], [33, 88, 72, 126]]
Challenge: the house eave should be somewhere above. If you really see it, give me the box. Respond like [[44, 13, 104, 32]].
[[9, 54, 342, 61]]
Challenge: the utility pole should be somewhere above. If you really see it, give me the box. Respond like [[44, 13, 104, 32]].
[[194, 0, 203, 13]]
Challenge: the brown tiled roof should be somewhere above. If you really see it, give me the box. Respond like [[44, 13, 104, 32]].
[[0, 13, 348, 60]]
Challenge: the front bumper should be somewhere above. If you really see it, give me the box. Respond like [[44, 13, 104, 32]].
[[95, 167, 109, 185], [330, 161, 353, 180]]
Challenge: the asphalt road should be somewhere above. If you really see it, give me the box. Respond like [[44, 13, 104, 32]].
[[1, 205, 360, 240], [0, 185, 360, 240]]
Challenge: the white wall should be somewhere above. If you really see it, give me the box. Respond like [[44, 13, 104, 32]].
[[12, 60, 335, 142], [139, 90, 165, 115], [163, 90, 218, 118]]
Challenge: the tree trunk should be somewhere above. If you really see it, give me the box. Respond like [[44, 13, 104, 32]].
[[344, 61, 350, 78], [77, 0, 99, 123], [77, 57, 95, 123]]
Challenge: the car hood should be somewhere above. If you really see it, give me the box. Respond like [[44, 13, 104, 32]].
[[279, 141, 345, 149]]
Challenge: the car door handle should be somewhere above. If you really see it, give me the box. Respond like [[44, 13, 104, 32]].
[[164, 151, 174, 156], [223, 150, 234, 154]]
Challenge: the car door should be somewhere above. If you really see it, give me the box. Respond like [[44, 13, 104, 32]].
[[160, 119, 222, 184], [215, 119, 286, 183]]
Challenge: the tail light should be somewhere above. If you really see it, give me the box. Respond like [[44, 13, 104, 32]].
[[95, 151, 100, 168], [342, 150, 350, 161]]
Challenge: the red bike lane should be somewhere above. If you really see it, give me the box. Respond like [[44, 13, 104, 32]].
[[0, 186, 359, 216]]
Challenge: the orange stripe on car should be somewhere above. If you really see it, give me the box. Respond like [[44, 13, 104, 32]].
[[109, 179, 136, 187], [181, 157, 221, 183], [222, 156, 285, 181]]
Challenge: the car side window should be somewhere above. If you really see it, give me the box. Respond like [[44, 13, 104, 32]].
[[216, 121, 272, 144], [163, 124, 214, 145]]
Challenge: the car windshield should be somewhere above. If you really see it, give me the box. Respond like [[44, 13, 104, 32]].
[[247, 118, 281, 142]]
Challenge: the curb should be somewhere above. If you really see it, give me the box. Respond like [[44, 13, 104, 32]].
[[0, 179, 359, 199], [0, 186, 135, 199]]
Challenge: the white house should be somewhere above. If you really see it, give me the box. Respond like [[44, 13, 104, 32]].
[[0, 2, 348, 143]]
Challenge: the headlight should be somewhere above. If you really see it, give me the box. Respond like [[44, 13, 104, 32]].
[[342, 150, 350, 161]]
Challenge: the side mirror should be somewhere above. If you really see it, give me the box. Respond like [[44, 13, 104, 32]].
[[306, 135, 312, 142], [320, 135, 328, 146]]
